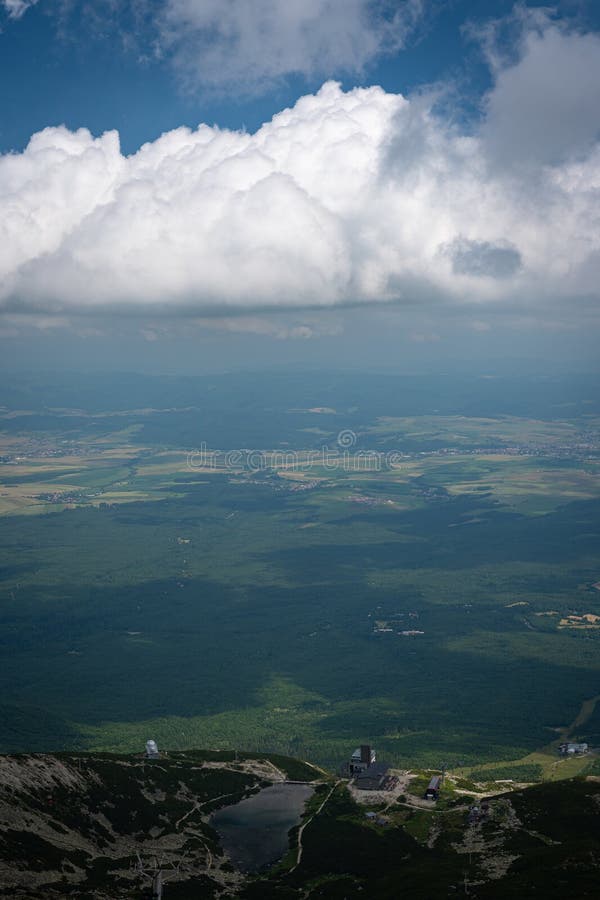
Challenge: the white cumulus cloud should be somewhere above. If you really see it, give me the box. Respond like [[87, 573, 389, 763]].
[[1, 0, 38, 18], [1, 15, 600, 323], [161, 0, 424, 94], [480, 11, 600, 168]]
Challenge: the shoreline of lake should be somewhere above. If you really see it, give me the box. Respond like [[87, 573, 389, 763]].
[[210, 782, 315, 872]]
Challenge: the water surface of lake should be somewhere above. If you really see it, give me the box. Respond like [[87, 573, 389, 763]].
[[211, 782, 314, 872]]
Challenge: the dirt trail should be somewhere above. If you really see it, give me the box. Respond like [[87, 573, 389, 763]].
[[290, 780, 340, 872]]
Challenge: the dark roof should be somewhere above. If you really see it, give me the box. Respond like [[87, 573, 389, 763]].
[[356, 762, 388, 778], [354, 762, 390, 789], [355, 775, 384, 791]]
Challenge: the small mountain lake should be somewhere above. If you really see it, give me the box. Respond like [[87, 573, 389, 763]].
[[210, 782, 314, 872]]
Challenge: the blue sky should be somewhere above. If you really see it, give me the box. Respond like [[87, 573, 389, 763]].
[[1, 0, 600, 373], [0, 0, 487, 155], [3, 0, 598, 154]]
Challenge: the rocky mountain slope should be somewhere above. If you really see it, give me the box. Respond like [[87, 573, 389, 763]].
[[0, 750, 317, 898], [1, 751, 600, 899]]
